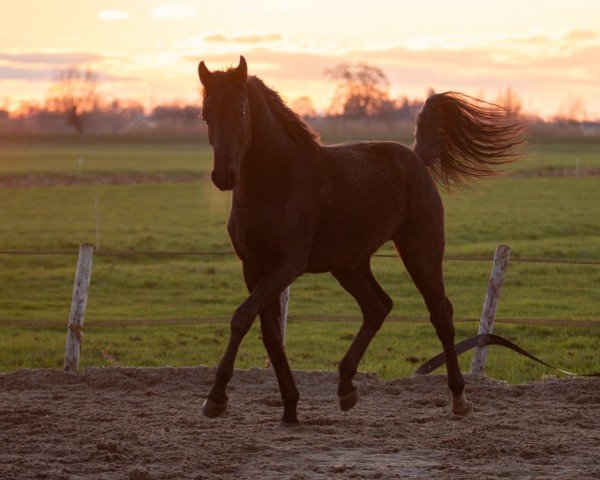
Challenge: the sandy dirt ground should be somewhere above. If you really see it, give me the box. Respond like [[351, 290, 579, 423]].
[[1, 366, 598, 480]]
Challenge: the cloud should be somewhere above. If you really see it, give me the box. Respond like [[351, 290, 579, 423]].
[[205, 33, 282, 44], [98, 9, 130, 21], [0, 54, 136, 83], [563, 29, 598, 42], [151, 3, 197, 19], [203, 34, 229, 43], [0, 66, 135, 83], [0, 52, 104, 65], [184, 30, 600, 93], [0, 66, 53, 81]]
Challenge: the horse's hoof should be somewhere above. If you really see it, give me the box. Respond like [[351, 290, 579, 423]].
[[339, 387, 359, 412], [202, 398, 228, 418], [450, 392, 473, 416], [281, 413, 300, 425]]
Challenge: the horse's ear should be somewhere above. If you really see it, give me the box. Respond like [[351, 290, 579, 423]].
[[198, 61, 212, 87], [234, 56, 247, 86]]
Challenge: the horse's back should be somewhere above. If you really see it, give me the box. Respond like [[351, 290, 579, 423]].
[[318, 140, 436, 213], [320, 140, 432, 186]]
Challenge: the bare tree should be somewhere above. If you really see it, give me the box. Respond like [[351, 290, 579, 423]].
[[496, 87, 523, 118], [555, 95, 587, 123], [46, 68, 100, 134], [290, 96, 317, 118], [325, 63, 395, 118]]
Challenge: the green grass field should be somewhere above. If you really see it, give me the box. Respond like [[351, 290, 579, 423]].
[[0, 134, 598, 382], [1, 134, 599, 178]]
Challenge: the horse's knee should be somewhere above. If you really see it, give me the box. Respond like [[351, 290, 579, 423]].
[[261, 332, 280, 351], [230, 304, 256, 335], [260, 319, 282, 342]]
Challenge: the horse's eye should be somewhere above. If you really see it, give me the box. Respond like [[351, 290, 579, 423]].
[[238, 111, 245, 118]]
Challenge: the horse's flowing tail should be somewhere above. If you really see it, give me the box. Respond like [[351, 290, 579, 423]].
[[413, 92, 525, 190]]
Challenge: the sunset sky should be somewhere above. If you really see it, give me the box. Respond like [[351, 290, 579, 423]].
[[2, 0, 599, 118]]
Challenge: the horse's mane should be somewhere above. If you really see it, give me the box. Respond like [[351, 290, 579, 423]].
[[202, 68, 321, 153], [248, 76, 321, 153]]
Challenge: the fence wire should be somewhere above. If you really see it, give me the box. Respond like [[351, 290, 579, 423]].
[[1, 316, 598, 329], [0, 249, 598, 265], [1, 248, 598, 329]]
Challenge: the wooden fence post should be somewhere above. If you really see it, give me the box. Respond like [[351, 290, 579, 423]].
[[279, 286, 290, 344], [470, 244, 511, 375], [64, 243, 94, 372]]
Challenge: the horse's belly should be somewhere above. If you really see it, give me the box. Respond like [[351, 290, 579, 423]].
[[306, 222, 394, 273]]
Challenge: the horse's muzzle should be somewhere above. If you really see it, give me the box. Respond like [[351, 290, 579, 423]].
[[211, 170, 235, 191]]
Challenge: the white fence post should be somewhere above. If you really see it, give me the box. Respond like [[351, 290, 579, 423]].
[[470, 244, 511, 375], [64, 243, 94, 372], [279, 286, 290, 344]]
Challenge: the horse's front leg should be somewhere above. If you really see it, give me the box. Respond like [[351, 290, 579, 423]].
[[202, 261, 302, 419], [241, 262, 300, 423]]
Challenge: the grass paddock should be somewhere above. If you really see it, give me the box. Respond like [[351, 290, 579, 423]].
[[0, 135, 598, 380]]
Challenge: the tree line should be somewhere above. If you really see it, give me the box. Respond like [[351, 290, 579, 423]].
[[0, 64, 595, 136]]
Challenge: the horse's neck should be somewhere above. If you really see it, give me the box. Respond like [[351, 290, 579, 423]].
[[250, 89, 295, 158], [237, 98, 298, 198]]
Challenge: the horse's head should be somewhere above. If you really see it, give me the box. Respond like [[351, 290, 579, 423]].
[[198, 56, 251, 191]]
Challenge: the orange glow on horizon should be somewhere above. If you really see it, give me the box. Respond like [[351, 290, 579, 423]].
[[1, 1, 599, 119]]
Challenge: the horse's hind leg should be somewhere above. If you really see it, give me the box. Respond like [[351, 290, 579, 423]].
[[394, 234, 473, 416], [333, 261, 393, 411], [259, 300, 300, 424]]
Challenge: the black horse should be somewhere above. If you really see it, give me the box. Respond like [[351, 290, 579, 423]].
[[198, 56, 523, 423]]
